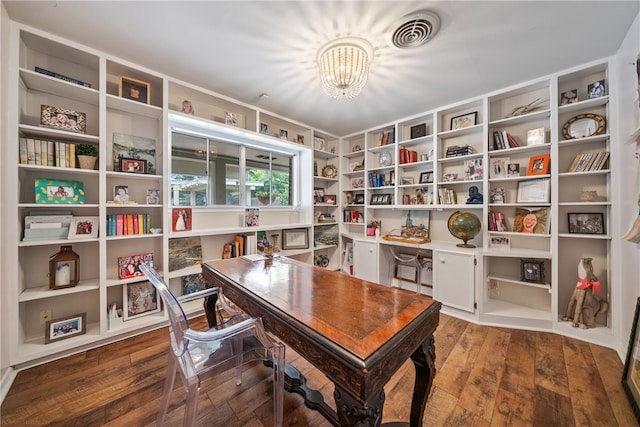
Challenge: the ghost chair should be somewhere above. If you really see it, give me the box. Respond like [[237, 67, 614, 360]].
[[139, 265, 285, 426], [388, 245, 431, 295]]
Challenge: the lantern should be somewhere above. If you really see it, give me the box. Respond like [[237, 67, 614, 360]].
[[49, 246, 79, 289]]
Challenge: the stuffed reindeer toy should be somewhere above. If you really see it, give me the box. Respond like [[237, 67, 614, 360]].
[[562, 258, 608, 329]]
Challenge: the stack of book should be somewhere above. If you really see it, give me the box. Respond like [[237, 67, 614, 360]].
[[19, 138, 76, 168], [492, 130, 520, 150], [368, 172, 388, 187], [222, 234, 248, 259], [107, 214, 152, 236], [567, 151, 610, 172], [488, 211, 508, 232], [438, 187, 457, 205], [445, 145, 473, 158]]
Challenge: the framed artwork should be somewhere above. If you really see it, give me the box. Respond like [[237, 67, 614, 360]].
[[172, 208, 192, 232], [118, 253, 154, 280], [282, 228, 309, 250], [527, 153, 551, 175], [520, 258, 545, 284], [35, 178, 85, 204], [279, 129, 288, 140], [123, 281, 160, 321], [622, 297, 640, 424], [180, 99, 194, 115], [314, 137, 325, 150], [587, 79, 606, 99], [490, 157, 509, 178], [44, 313, 86, 344], [323, 195, 336, 205], [245, 208, 259, 227], [182, 273, 207, 295], [395, 262, 419, 283], [410, 123, 427, 139], [113, 185, 129, 203], [146, 189, 160, 205], [168, 236, 202, 272], [507, 163, 520, 177], [67, 216, 99, 239], [419, 171, 434, 184], [513, 207, 550, 234], [354, 194, 365, 204], [225, 112, 237, 126], [351, 177, 364, 189], [119, 157, 147, 174], [490, 187, 505, 204], [401, 177, 415, 185], [450, 112, 477, 130], [119, 76, 150, 104], [259, 123, 269, 134], [112, 133, 156, 174], [40, 105, 86, 133], [560, 89, 578, 105], [313, 187, 325, 203], [489, 236, 510, 250], [517, 178, 550, 203], [568, 212, 604, 234], [527, 127, 546, 145], [297, 134, 305, 144]]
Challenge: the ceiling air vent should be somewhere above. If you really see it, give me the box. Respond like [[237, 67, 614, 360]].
[[388, 11, 440, 49]]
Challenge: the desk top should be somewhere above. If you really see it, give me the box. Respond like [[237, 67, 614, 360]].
[[203, 256, 439, 361]]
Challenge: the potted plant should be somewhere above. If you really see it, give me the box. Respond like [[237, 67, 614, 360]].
[[76, 143, 97, 170]]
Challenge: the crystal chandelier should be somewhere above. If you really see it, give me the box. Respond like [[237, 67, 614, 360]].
[[317, 37, 373, 99]]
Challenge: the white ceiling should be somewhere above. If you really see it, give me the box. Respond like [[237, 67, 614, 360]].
[[3, 1, 639, 137]]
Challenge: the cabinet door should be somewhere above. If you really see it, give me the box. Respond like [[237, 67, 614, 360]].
[[434, 249, 475, 312], [353, 239, 378, 283]]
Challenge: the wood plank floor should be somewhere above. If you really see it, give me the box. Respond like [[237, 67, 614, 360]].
[[1, 313, 638, 426]]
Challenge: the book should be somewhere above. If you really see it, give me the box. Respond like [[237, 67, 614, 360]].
[[34, 139, 41, 165], [26, 138, 35, 164], [116, 214, 124, 235], [34, 66, 91, 88], [40, 140, 48, 165], [19, 138, 27, 164], [69, 143, 76, 168]]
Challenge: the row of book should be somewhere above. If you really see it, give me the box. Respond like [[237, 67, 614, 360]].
[[19, 138, 77, 168], [343, 209, 364, 223], [445, 144, 473, 158], [368, 172, 392, 188], [492, 130, 520, 150], [378, 129, 396, 145], [222, 234, 248, 259], [438, 187, 457, 205], [107, 214, 153, 236], [488, 211, 508, 232], [567, 151, 609, 172]]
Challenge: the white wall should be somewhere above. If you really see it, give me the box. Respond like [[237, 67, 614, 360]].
[[613, 10, 640, 358]]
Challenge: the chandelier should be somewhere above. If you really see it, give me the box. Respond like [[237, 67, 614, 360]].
[[317, 37, 373, 99]]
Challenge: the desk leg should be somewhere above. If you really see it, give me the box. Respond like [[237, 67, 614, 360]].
[[408, 334, 436, 427], [334, 386, 384, 427]]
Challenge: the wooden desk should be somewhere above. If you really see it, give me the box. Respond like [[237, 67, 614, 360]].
[[202, 256, 441, 427]]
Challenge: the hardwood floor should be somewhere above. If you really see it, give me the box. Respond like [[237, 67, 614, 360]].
[[1, 313, 638, 426]]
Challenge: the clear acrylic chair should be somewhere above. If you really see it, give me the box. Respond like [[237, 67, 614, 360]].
[[388, 246, 430, 295], [140, 265, 285, 427]]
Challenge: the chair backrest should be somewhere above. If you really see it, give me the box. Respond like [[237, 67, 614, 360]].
[[139, 265, 190, 356]]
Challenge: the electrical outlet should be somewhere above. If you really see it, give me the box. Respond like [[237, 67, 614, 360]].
[[39, 309, 52, 325]]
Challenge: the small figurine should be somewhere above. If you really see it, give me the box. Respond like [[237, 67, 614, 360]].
[[466, 185, 483, 204]]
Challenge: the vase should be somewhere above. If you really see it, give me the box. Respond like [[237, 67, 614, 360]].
[[77, 155, 97, 170]]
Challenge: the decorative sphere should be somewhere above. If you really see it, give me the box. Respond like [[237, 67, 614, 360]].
[[447, 211, 482, 248]]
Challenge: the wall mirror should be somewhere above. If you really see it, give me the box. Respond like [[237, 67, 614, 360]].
[[562, 113, 606, 140]]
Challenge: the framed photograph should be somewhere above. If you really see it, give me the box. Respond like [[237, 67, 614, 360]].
[[489, 236, 511, 250], [297, 134, 305, 144], [112, 133, 156, 174], [168, 236, 202, 272], [119, 76, 150, 104], [442, 173, 458, 182], [401, 177, 415, 185], [450, 112, 477, 130], [280, 129, 288, 140], [182, 273, 207, 295], [35, 178, 85, 204], [314, 137, 326, 150], [123, 280, 160, 321], [517, 178, 550, 203], [354, 194, 365, 204], [260, 123, 269, 134], [351, 177, 364, 189], [568, 212, 605, 234], [172, 208, 192, 232], [245, 208, 259, 227], [622, 297, 640, 424], [520, 258, 546, 284], [44, 313, 86, 344], [282, 228, 309, 250], [323, 194, 336, 205], [395, 262, 419, 283], [40, 105, 86, 134], [119, 157, 147, 174], [527, 153, 550, 176], [490, 187, 506, 204], [67, 216, 99, 239], [118, 253, 154, 280], [410, 123, 427, 139], [560, 89, 578, 105], [490, 157, 509, 178], [180, 99, 194, 115], [419, 171, 434, 184], [113, 185, 129, 203], [587, 79, 606, 99], [225, 112, 237, 126], [146, 189, 160, 205], [464, 159, 483, 180], [507, 163, 520, 177]]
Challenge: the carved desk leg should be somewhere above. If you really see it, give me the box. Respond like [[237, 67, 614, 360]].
[[203, 294, 219, 328], [334, 386, 384, 427], [408, 334, 436, 427]]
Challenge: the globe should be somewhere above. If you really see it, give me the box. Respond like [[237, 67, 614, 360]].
[[448, 211, 482, 248]]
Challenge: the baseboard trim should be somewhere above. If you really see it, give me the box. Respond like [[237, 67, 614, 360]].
[[1, 366, 17, 405]]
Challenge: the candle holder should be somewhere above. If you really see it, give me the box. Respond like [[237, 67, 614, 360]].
[[49, 245, 79, 290]]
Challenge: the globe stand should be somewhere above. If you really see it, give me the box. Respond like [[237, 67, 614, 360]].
[[456, 239, 476, 248]]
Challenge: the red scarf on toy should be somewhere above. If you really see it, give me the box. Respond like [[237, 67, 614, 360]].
[[577, 277, 601, 293]]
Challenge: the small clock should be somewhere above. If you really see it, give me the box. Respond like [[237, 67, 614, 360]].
[[321, 164, 338, 179]]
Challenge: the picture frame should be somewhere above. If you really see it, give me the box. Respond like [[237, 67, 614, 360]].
[[112, 133, 156, 174], [314, 137, 326, 150], [587, 79, 606, 99], [351, 177, 364, 189], [622, 297, 640, 424], [419, 171, 434, 184], [119, 157, 147, 174], [354, 194, 365, 204], [323, 194, 336, 205], [490, 187, 505, 204], [560, 89, 578, 105], [67, 216, 99, 239], [490, 157, 509, 178], [146, 189, 160, 205], [182, 273, 207, 295], [568, 212, 605, 234], [118, 253, 154, 280], [40, 105, 86, 134], [520, 258, 546, 284], [450, 112, 477, 130], [113, 185, 129, 203], [282, 228, 309, 250], [168, 236, 202, 272], [225, 112, 237, 126], [516, 179, 550, 203], [280, 129, 288, 140], [527, 127, 546, 146], [489, 236, 511, 250], [123, 280, 160, 321], [172, 208, 192, 232], [395, 262, 419, 283], [313, 187, 325, 203], [118, 76, 150, 104], [44, 312, 86, 344], [180, 99, 194, 115], [35, 178, 85, 204], [260, 123, 269, 134], [513, 207, 550, 234], [245, 207, 259, 227], [527, 153, 551, 176], [410, 123, 427, 139], [297, 134, 305, 144], [401, 177, 415, 185], [507, 163, 520, 177]]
